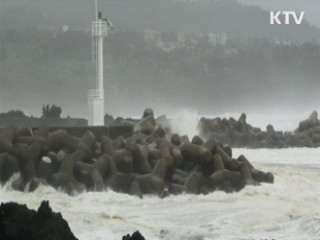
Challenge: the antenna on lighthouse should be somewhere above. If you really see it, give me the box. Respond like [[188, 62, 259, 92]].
[[88, 0, 113, 126], [94, 0, 98, 21], [0, 0, 5, 114]]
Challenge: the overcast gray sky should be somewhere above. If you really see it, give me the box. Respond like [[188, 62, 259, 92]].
[[239, 0, 320, 27]]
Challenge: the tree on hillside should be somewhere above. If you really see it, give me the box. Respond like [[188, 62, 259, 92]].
[[42, 104, 62, 119], [0, 110, 27, 118]]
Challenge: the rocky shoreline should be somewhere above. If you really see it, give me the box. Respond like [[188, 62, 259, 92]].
[[0, 201, 145, 240], [0, 109, 273, 197], [199, 111, 320, 148]]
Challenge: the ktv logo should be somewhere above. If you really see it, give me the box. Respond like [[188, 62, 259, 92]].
[[270, 11, 305, 25]]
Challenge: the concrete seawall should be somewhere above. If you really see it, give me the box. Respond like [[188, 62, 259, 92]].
[[0, 118, 88, 128]]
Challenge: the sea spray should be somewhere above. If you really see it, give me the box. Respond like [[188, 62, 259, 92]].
[[169, 109, 201, 139], [1, 149, 320, 240]]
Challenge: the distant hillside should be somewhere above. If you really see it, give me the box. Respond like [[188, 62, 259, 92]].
[[1, 0, 320, 117], [2, 0, 320, 42], [1, 29, 320, 117]]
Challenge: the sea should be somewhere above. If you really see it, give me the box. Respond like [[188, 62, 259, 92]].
[[1, 111, 320, 240]]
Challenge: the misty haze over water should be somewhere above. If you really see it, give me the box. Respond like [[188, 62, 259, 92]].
[[0, 0, 320, 128]]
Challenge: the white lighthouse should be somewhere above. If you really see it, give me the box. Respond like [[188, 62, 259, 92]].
[[88, 0, 113, 126]]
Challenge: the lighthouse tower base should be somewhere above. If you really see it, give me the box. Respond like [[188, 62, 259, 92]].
[[88, 89, 104, 126]]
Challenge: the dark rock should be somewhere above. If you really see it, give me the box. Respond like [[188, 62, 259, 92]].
[[0, 201, 78, 240], [122, 231, 145, 240]]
